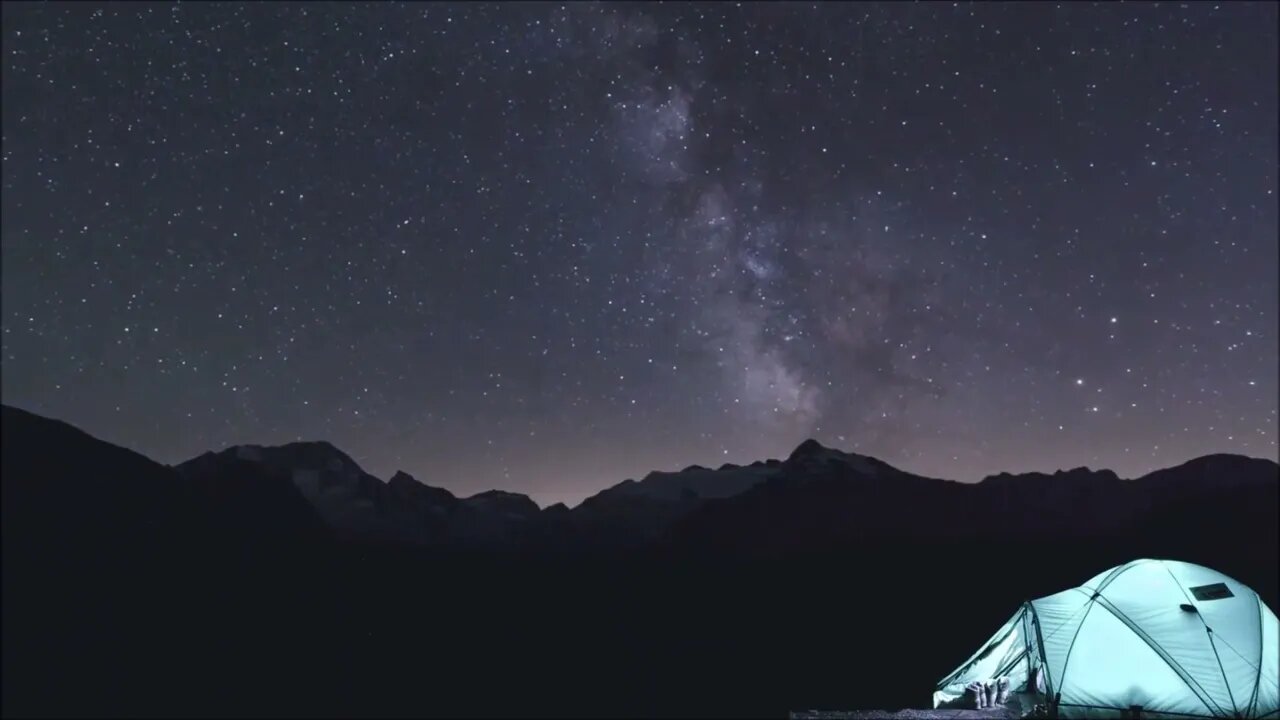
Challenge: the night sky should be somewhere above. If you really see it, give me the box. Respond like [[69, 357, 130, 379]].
[[3, 2, 1276, 507]]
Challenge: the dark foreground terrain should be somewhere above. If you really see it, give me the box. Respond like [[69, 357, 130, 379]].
[[3, 404, 1277, 718], [788, 707, 1018, 712]]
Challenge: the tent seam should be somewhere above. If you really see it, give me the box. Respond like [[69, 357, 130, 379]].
[[994, 648, 1028, 680], [1027, 601, 1055, 700], [1206, 627, 1240, 718], [1090, 593, 1227, 718], [1208, 625, 1264, 675], [1158, 561, 1239, 717], [1056, 588, 1102, 707], [1160, 561, 1198, 607], [1022, 602, 1039, 694], [1247, 592, 1264, 718], [1094, 559, 1144, 595], [1039, 596, 1095, 644], [935, 608, 1023, 690]]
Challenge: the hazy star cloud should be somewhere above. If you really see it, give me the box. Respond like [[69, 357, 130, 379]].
[[1, 2, 1275, 506], [614, 85, 694, 185]]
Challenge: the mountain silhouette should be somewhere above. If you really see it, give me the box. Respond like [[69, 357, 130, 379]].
[[3, 404, 1276, 718]]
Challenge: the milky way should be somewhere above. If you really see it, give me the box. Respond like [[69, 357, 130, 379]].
[[3, 3, 1276, 505]]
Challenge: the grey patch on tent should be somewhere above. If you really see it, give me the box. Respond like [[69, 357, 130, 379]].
[[1189, 582, 1234, 601]]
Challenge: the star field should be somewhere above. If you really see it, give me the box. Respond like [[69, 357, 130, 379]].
[[3, 2, 1276, 506]]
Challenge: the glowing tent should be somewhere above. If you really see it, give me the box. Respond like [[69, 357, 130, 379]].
[[933, 559, 1279, 718]]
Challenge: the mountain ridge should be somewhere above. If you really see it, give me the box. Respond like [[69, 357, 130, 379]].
[[4, 403, 1276, 555], [8, 403, 1271, 508], [4, 402, 1277, 719]]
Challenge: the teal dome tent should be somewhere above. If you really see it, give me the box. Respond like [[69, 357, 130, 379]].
[[933, 559, 1279, 718]]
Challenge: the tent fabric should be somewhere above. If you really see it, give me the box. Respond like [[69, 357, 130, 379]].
[[933, 559, 1280, 718]]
